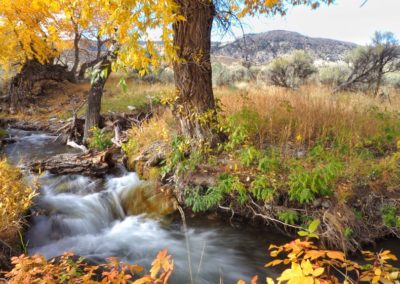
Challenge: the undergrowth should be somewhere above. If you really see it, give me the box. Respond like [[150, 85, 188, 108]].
[[0, 160, 35, 243]]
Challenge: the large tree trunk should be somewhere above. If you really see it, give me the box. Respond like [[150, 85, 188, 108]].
[[83, 57, 112, 142], [9, 60, 74, 110], [172, 0, 221, 146]]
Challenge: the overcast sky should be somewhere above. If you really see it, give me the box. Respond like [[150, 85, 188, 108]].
[[214, 0, 400, 44]]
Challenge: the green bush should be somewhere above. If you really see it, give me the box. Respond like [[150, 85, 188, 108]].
[[288, 158, 343, 204], [88, 127, 113, 150], [381, 204, 400, 228], [250, 175, 276, 202], [185, 173, 246, 212], [318, 63, 351, 88], [267, 50, 317, 88], [277, 210, 299, 225]]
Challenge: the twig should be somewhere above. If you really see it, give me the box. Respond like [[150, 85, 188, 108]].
[[177, 206, 194, 284], [196, 241, 207, 278]]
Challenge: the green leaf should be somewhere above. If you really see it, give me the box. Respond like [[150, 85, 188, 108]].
[[298, 230, 309, 237], [308, 219, 320, 233], [118, 76, 128, 93]]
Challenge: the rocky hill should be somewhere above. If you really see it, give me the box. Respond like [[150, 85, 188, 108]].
[[212, 30, 357, 63]]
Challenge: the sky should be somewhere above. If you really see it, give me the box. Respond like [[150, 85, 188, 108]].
[[214, 0, 400, 45]]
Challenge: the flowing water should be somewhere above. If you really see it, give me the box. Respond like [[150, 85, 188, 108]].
[[4, 129, 289, 283]]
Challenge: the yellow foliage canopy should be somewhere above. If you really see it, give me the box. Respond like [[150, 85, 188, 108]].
[[0, 0, 333, 75]]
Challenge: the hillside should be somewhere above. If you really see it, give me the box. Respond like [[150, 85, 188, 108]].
[[212, 30, 358, 63]]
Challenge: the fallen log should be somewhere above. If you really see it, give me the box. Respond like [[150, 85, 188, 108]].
[[30, 150, 114, 177]]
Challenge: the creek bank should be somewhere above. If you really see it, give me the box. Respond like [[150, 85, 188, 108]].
[[132, 141, 400, 254]]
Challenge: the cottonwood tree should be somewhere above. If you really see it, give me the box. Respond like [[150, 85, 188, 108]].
[[77, 0, 333, 145], [168, 0, 333, 144], [0, 0, 74, 108], [334, 31, 400, 95], [1, 0, 334, 144]]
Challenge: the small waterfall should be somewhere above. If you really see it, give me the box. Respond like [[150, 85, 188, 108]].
[[6, 130, 279, 283]]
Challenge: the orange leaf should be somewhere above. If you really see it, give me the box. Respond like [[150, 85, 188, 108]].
[[326, 251, 345, 261]]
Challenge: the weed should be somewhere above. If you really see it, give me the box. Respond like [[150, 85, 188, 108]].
[[288, 158, 343, 204], [88, 127, 112, 150], [381, 204, 400, 228], [250, 175, 275, 202], [277, 210, 299, 225], [186, 173, 246, 212]]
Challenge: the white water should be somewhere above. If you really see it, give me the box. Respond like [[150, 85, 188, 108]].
[[5, 130, 285, 283]]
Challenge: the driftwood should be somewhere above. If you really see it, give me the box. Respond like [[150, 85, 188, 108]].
[[30, 150, 114, 177]]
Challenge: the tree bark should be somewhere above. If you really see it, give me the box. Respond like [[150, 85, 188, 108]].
[[172, 0, 221, 146], [70, 25, 81, 80], [83, 57, 112, 142], [9, 60, 74, 109]]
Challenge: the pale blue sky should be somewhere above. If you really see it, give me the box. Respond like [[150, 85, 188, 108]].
[[215, 0, 400, 44]]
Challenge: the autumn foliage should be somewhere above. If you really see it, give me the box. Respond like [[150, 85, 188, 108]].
[[239, 221, 400, 284], [0, 160, 35, 243], [6, 250, 174, 284]]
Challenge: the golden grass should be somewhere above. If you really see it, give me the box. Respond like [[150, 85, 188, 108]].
[[0, 160, 35, 243], [217, 84, 400, 150]]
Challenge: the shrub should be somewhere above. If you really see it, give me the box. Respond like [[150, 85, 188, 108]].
[[250, 175, 276, 202], [159, 67, 174, 84], [288, 157, 343, 204], [277, 210, 299, 225], [267, 50, 317, 88], [88, 127, 113, 150], [318, 63, 351, 88], [381, 203, 400, 228], [185, 173, 246, 212], [0, 160, 35, 243], [384, 72, 400, 90], [6, 250, 174, 283]]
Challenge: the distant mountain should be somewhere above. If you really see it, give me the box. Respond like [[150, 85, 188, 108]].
[[212, 30, 358, 63]]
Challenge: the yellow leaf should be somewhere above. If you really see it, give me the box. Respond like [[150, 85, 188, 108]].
[[301, 260, 313, 276], [266, 277, 275, 284], [266, 259, 283, 267], [374, 268, 382, 276], [312, 267, 324, 277]]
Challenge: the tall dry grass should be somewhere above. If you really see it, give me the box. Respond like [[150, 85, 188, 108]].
[[218, 85, 400, 151]]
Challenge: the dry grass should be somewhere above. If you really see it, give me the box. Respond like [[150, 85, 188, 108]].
[[123, 110, 178, 160], [218, 85, 400, 151], [0, 160, 35, 244], [102, 75, 174, 113]]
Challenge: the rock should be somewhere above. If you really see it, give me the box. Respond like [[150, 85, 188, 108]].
[[322, 200, 331, 209], [128, 105, 136, 111]]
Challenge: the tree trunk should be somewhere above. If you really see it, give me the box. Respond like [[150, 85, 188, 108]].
[[9, 60, 74, 110], [70, 26, 81, 80], [374, 67, 384, 97], [172, 0, 221, 146], [83, 57, 112, 142]]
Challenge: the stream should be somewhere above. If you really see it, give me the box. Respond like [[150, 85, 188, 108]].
[[4, 129, 287, 283], [4, 128, 400, 283]]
